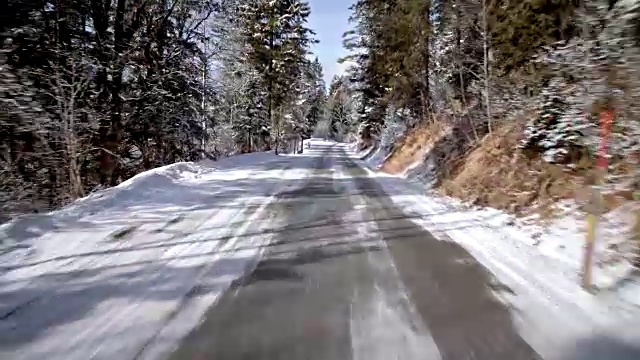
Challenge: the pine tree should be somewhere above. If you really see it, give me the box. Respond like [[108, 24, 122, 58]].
[[519, 78, 593, 163], [0, 0, 224, 214], [304, 58, 327, 139], [239, 0, 316, 153]]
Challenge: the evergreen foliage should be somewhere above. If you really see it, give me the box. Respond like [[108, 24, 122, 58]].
[[0, 0, 323, 216]]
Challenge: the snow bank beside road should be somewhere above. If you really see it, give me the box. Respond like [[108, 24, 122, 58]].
[[349, 141, 640, 304], [342, 142, 640, 360], [0, 151, 282, 248], [0, 150, 312, 360]]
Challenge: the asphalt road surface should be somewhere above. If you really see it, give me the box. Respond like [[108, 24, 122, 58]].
[[4, 142, 640, 360], [168, 143, 541, 360]]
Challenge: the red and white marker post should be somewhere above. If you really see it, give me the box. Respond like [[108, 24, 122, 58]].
[[582, 110, 614, 290]]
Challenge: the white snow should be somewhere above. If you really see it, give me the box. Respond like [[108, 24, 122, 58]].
[[3, 138, 639, 360], [352, 144, 381, 162], [342, 141, 640, 360], [0, 150, 315, 360], [305, 137, 337, 146], [362, 145, 388, 169]]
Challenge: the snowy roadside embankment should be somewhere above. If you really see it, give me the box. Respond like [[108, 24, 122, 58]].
[[0, 150, 315, 360], [350, 142, 640, 304], [0, 151, 292, 253], [343, 142, 640, 360]]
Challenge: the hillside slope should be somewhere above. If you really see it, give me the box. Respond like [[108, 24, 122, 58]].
[[359, 116, 640, 299]]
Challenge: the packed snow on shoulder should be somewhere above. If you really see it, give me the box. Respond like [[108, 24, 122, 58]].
[[0, 151, 283, 249], [0, 150, 313, 360], [342, 141, 640, 360], [306, 137, 337, 146]]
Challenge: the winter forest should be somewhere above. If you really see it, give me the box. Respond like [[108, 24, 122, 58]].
[[1, 0, 326, 218], [3, 0, 640, 223], [336, 0, 640, 157], [331, 0, 640, 221]]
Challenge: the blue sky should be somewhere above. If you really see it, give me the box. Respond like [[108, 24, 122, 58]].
[[307, 0, 356, 86]]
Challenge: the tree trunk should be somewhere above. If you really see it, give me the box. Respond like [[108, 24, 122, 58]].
[[68, 156, 84, 198], [420, 1, 431, 121], [64, 132, 84, 198], [482, 0, 492, 133], [268, 31, 274, 153], [98, 0, 146, 185]]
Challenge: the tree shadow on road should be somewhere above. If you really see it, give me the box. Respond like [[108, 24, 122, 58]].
[[0, 144, 553, 359], [561, 334, 640, 360]]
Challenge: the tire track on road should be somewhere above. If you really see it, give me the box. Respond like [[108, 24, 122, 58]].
[[342, 151, 542, 360], [167, 145, 372, 360], [0, 161, 305, 360]]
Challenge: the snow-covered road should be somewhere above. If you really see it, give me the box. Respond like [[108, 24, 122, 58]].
[[1, 141, 639, 360], [0, 150, 315, 360]]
